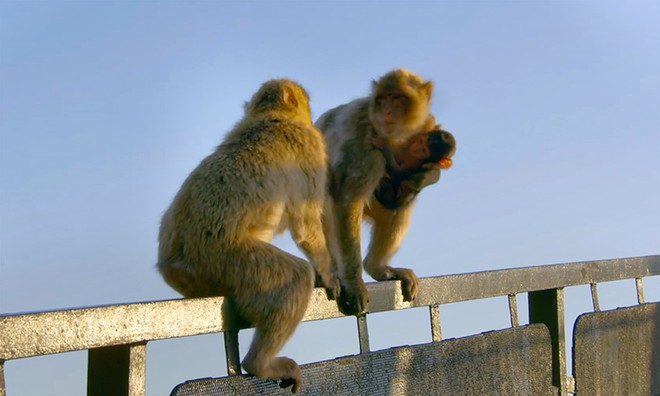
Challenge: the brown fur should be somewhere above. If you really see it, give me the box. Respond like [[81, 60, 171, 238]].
[[157, 79, 338, 393], [317, 69, 438, 315]]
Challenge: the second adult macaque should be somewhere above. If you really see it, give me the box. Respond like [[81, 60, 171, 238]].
[[317, 68, 451, 315]]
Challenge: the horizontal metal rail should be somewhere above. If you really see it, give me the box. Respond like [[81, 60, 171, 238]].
[[2, 255, 658, 361]]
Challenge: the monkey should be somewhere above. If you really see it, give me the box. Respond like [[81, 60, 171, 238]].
[[372, 129, 456, 209], [157, 79, 339, 393], [316, 68, 446, 316], [373, 128, 456, 181]]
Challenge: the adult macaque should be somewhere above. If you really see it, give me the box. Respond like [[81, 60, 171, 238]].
[[157, 79, 338, 392], [317, 69, 450, 316]]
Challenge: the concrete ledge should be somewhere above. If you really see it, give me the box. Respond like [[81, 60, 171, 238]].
[[3, 255, 657, 360]]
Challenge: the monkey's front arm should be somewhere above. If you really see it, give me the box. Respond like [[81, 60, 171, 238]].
[[330, 149, 384, 316], [288, 201, 340, 301]]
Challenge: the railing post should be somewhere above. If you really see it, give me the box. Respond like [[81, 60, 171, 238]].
[[220, 297, 245, 375], [1, 360, 5, 396], [429, 304, 442, 341], [529, 288, 567, 396], [357, 314, 370, 353], [590, 283, 600, 311], [508, 294, 520, 327], [223, 331, 242, 375], [87, 342, 146, 396], [635, 277, 645, 304]]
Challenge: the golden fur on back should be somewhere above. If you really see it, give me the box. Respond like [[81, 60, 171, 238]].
[[157, 79, 337, 393]]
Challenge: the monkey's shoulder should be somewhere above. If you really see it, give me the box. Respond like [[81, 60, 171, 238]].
[[316, 98, 371, 135]]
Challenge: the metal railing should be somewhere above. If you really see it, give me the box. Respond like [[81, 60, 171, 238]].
[[1, 255, 658, 396]]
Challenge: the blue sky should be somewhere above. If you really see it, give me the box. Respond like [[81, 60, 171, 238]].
[[1, 1, 659, 394]]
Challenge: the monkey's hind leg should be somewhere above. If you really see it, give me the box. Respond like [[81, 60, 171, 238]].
[[157, 259, 216, 298], [364, 201, 419, 302], [232, 243, 315, 393]]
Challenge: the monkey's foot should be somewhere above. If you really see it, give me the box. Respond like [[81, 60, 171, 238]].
[[274, 357, 302, 393], [389, 267, 419, 302], [315, 270, 340, 301], [337, 279, 369, 316], [244, 356, 302, 393]]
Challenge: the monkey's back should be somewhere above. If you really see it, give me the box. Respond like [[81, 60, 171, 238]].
[[316, 98, 385, 202], [159, 115, 327, 263]]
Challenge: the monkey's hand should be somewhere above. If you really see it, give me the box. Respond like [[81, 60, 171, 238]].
[[390, 267, 419, 302], [371, 135, 385, 150], [410, 168, 440, 191], [337, 279, 369, 316], [315, 270, 340, 301], [394, 168, 440, 206]]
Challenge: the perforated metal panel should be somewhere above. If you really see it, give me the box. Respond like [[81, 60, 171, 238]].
[[171, 324, 554, 396], [573, 302, 660, 396]]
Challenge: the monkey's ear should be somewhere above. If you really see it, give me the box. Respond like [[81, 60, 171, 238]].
[[282, 85, 298, 108], [421, 81, 433, 98]]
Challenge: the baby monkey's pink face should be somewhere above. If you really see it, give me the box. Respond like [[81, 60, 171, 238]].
[[407, 133, 430, 160]]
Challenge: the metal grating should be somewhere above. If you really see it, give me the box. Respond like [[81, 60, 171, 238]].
[[573, 302, 660, 396], [171, 324, 555, 396]]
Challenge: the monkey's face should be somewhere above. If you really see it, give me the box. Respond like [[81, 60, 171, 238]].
[[407, 133, 431, 161], [369, 69, 433, 143], [372, 91, 410, 136]]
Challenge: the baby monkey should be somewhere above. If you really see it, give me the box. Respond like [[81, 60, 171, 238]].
[[373, 129, 456, 209]]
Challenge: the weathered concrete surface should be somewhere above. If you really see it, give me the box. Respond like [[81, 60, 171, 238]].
[[573, 302, 659, 396], [171, 324, 554, 396], [0, 298, 229, 360]]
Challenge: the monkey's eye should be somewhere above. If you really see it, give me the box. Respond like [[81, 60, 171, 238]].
[[392, 94, 407, 105]]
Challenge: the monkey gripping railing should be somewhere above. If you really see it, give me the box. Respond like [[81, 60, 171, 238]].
[[0, 255, 659, 395]]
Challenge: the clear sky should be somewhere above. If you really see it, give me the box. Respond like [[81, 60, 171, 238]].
[[1, 1, 659, 395]]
